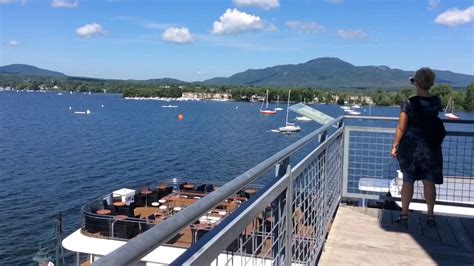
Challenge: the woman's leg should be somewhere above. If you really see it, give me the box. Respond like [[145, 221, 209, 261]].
[[401, 182, 414, 215], [422, 180, 436, 216]]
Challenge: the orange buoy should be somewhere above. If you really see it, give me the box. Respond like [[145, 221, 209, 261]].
[[178, 114, 183, 121]]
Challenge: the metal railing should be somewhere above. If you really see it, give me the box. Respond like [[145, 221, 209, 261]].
[[342, 117, 474, 207], [92, 117, 343, 266], [91, 116, 473, 266], [172, 126, 344, 265]]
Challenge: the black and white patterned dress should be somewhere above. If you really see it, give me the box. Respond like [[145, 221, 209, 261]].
[[397, 96, 444, 184]]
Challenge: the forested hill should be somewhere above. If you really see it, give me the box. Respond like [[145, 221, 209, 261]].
[[1, 58, 473, 89], [204, 57, 474, 88], [0, 64, 66, 78]]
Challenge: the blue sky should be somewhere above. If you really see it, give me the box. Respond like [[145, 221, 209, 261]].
[[1, 0, 473, 81]]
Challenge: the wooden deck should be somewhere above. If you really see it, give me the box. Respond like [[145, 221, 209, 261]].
[[319, 205, 474, 265]]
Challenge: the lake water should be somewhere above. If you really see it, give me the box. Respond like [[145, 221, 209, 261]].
[[0, 91, 472, 264]]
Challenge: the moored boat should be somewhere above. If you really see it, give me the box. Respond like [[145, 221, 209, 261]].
[[444, 98, 460, 120], [260, 90, 276, 115], [278, 90, 301, 133]]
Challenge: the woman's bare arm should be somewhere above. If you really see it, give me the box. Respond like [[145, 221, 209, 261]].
[[391, 112, 408, 158]]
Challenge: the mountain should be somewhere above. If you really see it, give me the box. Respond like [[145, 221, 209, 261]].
[[204, 57, 474, 88], [0, 64, 188, 85], [0, 64, 66, 78], [2, 60, 473, 88]]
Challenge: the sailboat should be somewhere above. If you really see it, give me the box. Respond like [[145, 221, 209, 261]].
[[274, 95, 283, 111], [444, 98, 460, 120], [278, 90, 301, 133], [260, 90, 277, 115]]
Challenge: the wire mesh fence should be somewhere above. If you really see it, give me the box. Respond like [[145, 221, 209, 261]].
[[176, 127, 344, 266], [343, 124, 474, 207]]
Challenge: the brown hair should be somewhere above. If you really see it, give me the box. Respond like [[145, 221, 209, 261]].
[[414, 67, 435, 90]]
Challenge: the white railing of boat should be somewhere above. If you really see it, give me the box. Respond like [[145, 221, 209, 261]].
[[92, 116, 474, 266]]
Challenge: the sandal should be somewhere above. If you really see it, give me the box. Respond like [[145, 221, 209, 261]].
[[395, 213, 408, 225], [426, 215, 436, 226]]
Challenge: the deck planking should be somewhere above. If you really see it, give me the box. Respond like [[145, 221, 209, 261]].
[[319, 205, 474, 265]]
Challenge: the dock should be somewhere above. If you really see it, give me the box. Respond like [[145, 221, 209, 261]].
[[319, 205, 474, 265]]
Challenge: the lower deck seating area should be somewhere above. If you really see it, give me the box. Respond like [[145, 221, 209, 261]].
[[81, 182, 254, 244]]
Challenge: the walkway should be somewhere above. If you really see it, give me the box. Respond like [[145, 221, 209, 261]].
[[319, 205, 474, 265]]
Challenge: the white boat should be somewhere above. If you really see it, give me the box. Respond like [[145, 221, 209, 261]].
[[260, 90, 277, 115], [295, 116, 312, 121], [279, 90, 301, 133], [340, 106, 351, 110], [274, 95, 283, 111], [57, 92, 63, 96], [352, 104, 361, 109], [74, 109, 91, 115], [346, 109, 361, 115], [162, 105, 178, 108], [444, 98, 460, 120]]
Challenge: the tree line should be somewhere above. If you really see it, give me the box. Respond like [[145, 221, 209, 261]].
[[1, 74, 473, 112]]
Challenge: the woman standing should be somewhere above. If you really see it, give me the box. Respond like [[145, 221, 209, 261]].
[[391, 67, 444, 225]]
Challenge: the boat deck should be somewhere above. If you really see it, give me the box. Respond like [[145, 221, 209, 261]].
[[319, 205, 474, 265]]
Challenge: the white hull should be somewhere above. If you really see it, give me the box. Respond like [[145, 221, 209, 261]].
[[278, 125, 301, 133], [74, 110, 91, 115], [444, 113, 460, 120], [345, 109, 360, 115], [260, 109, 277, 115], [444, 98, 460, 120], [295, 116, 311, 121]]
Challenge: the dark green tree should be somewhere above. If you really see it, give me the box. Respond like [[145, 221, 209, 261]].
[[464, 83, 474, 112]]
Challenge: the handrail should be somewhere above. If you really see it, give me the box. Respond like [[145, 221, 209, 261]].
[[92, 116, 344, 266], [344, 115, 474, 124], [172, 126, 345, 265]]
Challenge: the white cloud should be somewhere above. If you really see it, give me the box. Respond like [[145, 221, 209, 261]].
[[428, 0, 439, 10], [233, 0, 279, 10], [7, 40, 20, 47], [325, 0, 344, 4], [212, 8, 266, 35], [435, 6, 474, 27], [162, 27, 193, 44], [76, 23, 104, 38], [51, 0, 78, 8], [286, 21, 324, 33], [337, 29, 368, 39]]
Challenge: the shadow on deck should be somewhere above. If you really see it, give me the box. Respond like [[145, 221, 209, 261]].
[[319, 205, 474, 265]]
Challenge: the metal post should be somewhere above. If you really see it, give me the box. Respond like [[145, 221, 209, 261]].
[[342, 127, 350, 197], [272, 157, 289, 265], [285, 165, 293, 265], [319, 130, 327, 143]]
